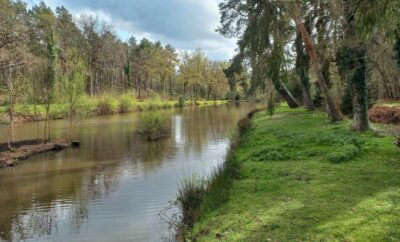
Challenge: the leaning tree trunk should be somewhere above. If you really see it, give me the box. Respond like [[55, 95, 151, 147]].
[[272, 79, 300, 108], [293, 9, 342, 122], [295, 31, 315, 111], [267, 46, 300, 109]]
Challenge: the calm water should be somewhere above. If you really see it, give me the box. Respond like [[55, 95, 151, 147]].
[[0, 103, 254, 242]]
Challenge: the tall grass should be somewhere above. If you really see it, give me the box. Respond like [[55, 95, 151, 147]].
[[118, 91, 137, 113], [0, 92, 230, 124], [138, 108, 169, 141]]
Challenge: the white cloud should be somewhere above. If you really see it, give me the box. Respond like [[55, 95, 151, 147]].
[[26, 0, 237, 60]]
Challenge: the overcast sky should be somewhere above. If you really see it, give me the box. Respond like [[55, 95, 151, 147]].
[[26, 0, 237, 61]]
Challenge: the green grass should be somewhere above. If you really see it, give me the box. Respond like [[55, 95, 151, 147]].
[[186, 107, 400, 242], [376, 101, 400, 107], [0, 93, 229, 122]]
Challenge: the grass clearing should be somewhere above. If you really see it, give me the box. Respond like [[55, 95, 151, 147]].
[[186, 107, 400, 241]]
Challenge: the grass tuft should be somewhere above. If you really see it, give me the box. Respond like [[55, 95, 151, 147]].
[[138, 108, 169, 141]]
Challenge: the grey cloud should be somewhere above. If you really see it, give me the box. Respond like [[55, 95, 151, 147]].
[[35, 0, 236, 60]]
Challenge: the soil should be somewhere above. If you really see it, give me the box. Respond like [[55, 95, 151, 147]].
[[0, 139, 77, 168]]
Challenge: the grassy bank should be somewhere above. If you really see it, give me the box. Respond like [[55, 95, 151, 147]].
[[0, 93, 229, 123], [182, 107, 400, 241]]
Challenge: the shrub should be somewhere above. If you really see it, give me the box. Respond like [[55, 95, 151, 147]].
[[96, 94, 119, 115], [326, 144, 360, 163], [178, 96, 185, 107], [119, 92, 136, 113], [252, 146, 289, 161], [138, 109, 169, 141], [177, 175, 206, 229]]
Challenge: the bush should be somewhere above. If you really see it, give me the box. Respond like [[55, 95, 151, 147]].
[[138, 109, 169, 141], [96, 94, 119, 115], [119, 92, 136, 113], [326, 144, 360, 163], [178, 96, 185, 107], [75, 95, 95, 118], [177, 175, 206, 229]]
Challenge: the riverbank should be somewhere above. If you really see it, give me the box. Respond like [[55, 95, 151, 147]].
[[0, 139, 76, 168], [182, 107, 400, 241], [0, 94, 229, 124]]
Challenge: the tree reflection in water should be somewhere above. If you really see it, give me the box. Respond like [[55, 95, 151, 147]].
[[0, 103, 257, 241]]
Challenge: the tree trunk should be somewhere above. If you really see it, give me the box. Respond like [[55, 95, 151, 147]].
[[351, 55, 369, 131], [339, 0, 369, 131], [7, 70, 14, 150], [295, 31, 315, 111], [293, 9, 342, 122], [169, 77, 173, 96], [272, 79, 300, 108]]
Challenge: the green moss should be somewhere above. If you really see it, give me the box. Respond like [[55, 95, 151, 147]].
[[187, 107, 400, 242]]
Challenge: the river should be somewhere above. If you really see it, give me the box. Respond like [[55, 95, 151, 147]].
[[0, 103, 254, 242]]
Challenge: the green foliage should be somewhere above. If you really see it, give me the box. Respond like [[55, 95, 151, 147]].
[[138, 109, 169, 141], [186, 107, 400, 241], [118, 92, 136, 113], [96, 94, 119, 115], [177, 175, 206, 229], [60, 48, 86, 128], [326, 144, 360, 163], [178, 96, 185, 107]]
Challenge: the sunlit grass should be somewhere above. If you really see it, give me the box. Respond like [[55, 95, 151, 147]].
[[0, 93, 230, 122], [187, 107, 400, 241]]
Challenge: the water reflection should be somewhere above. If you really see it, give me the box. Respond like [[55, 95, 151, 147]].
[[0, 103, 255, 241]]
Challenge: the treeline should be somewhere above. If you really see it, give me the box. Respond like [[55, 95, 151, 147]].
[[221, 0, 400, 131], [0, 0, 232, 145], [0, 1, 232, 100]]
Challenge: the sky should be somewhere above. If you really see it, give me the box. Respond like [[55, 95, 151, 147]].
[[25, 0, 237, 61]]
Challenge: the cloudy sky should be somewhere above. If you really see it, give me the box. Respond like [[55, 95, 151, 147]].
[[25, 0, 237, 61]]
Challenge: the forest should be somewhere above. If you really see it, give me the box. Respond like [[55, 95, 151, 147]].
[[0, 0, 236, 146], [0, 0, 400, 241], [220, 0, 400, 129]]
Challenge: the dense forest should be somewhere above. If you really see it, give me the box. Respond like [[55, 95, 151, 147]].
[[221, 0, 400, 130], [0, 0, 237, 145], [0, 1, 233, 100]]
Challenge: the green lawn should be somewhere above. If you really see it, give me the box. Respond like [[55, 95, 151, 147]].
[[188, 107, 400, 241]]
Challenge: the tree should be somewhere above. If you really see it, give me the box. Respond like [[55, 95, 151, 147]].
[[61, 48, 86, 138], [80, 15, 112, 96], [335, 0, 400, 131], [292, 3, 342, 121], [2, 69, 28, 149], [29, 2, 59, 141], [293, 12, 315, 111], [0, 0, 30, 148], [218, 0, 300, 108]]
